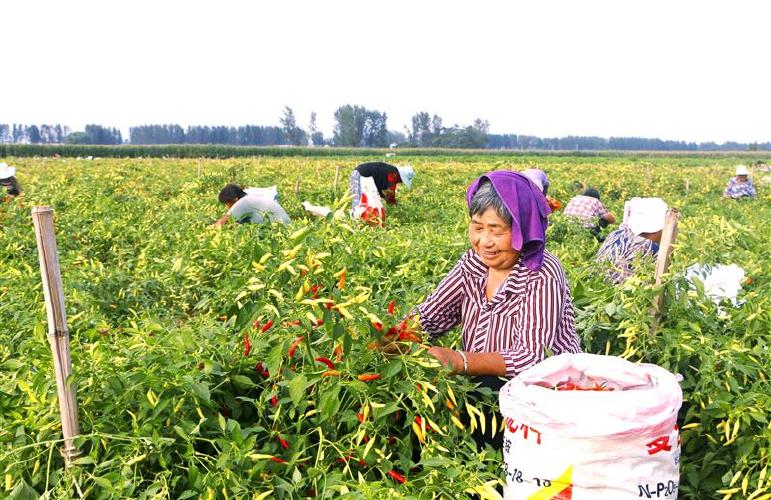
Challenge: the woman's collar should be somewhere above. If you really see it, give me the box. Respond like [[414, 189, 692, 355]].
[[464, 250, 531, 292]]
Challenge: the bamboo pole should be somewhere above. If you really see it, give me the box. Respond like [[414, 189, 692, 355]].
[[31, 206, 82, 465], [650, 208, 680, 334]]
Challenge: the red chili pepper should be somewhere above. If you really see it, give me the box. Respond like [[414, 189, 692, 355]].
[[386, 469, 406, 484], [270, 456, 286, 463], [288, 336, 304, 358], [415, 416, 432, 432], [278, 436, 289, 449], [252, 320, 261, 330], [357, 412, 365, 423], [373, 322, 383, 331], [255, 362, 270, 378], [260, 320, 274, 333], [271, 395, 278, 407], [387, 300, 395, 315], [285, 319, 302, 327], [332, 344, 344, 362], [324, 301, 335, 310], [337, 270, 346, 290], [315, 357, 336, 370], [357, 373, 381, 382], [243, 331, 251, 357], [313, 318, 324, 327]]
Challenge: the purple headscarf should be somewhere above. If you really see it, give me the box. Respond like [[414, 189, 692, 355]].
[[466, 171, 551, 271]]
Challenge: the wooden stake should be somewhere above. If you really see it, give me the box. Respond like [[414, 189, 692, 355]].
[[294, 178, 300, 196], [31, 206, 82, 466], [650, 208, 680, 334], [333, 165, 341, 197]]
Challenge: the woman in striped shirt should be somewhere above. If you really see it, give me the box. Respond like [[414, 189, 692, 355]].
[[417, 171, 581, 382]]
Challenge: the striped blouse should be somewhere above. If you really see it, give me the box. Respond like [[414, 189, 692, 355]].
[[417, 249, 581, 378], [595, 225, 659, 284]]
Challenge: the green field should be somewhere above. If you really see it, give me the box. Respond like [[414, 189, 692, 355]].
[[1, 156, 769, 499]]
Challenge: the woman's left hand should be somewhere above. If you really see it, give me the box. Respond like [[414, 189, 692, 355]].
[[427, 346, 462, 374]]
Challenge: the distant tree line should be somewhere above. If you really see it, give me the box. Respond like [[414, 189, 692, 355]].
[[3, 115, 769, 151], [0, 124, 71, 144], [0, 124, 122, 145], [485, 134, 771, 151], [129, 124, 287, 146]]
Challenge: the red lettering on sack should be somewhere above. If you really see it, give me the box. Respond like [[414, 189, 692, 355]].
[[504, 418, 542, 445], [646, 436, 672, 455]]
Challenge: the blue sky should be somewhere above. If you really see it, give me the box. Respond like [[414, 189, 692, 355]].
[[5, 0, 770, 143]]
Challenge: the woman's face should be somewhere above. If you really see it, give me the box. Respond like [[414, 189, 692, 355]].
[[469, 207, 519, 271]]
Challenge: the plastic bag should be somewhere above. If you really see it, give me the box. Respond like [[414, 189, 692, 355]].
[[499, 353, 682, 499], [352, 176, 385, 226], [684, 263, 745, 307], [301, 201, 331, 218]]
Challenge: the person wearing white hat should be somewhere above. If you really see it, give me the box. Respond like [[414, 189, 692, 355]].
[[349, 161, 413, 206], [0, 162, 22, 201], [595, 197, 669, 284], [722, 165, 756, 199]]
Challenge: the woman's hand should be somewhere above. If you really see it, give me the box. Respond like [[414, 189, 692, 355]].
[[427, 346, 462, 374]]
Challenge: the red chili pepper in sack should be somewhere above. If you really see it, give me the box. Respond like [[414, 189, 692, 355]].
[[243, 331, 251, 357], [288, 336, 304, 358]]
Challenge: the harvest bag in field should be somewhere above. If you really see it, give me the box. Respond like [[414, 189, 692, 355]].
[[352, 176, 386, 226], [245, 186, 279, 201], [499, 353, 682, 500]]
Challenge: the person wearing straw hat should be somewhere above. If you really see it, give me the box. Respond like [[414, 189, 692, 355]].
[[595, 197, 668, 284], [722, 165, 757, 199], [0, 163, 22, 202], [349, 161, 414, 208], [210, 183, 291, 227]]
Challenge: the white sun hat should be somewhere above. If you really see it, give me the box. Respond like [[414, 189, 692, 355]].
[[396, 164, 414, 189], [0, 163, 16, 179], [735, 165, 749, 176], [623, 197, 668, 236]]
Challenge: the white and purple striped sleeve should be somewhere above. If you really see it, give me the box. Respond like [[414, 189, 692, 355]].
[[417, 258, 466, 338]]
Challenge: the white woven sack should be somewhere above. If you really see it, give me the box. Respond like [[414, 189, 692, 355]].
[[245, 186, 279, 201], [352, 176, 385, 222], [499, 353, 682, 499]]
